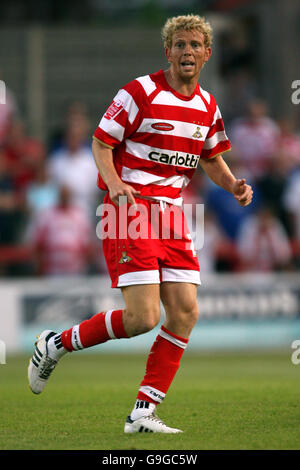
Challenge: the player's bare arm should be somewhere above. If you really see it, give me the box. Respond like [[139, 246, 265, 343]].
[[199, 154, 253, 207], [92, 138, 140, 206]]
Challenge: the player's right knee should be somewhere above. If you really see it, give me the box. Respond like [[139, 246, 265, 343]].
[[125, 306, 160, 335], [140, 310, 160, 333]]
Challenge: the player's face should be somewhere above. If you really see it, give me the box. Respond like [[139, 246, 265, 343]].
[[165, 30, 211, 82]]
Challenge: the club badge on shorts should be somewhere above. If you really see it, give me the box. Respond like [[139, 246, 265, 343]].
[[119, 252, 132, 264]]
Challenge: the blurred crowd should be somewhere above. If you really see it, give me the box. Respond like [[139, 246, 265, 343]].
[[0, 86, 300, 278], [187, 98, 300, 277], [0, 92, 101, 276]]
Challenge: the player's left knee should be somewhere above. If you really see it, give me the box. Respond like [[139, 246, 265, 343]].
[[173, 303, 199, 328], [186, 304, 200, 326]]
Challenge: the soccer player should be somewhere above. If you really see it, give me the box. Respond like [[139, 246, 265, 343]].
[[28, 14, 253, 433]]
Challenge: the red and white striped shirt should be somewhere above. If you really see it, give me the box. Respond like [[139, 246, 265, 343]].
[[31, 206, 92, 275], [94, 69, 231, 206]]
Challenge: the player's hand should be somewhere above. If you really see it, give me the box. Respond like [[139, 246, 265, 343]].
[[232, 178, 253, 207], [109, 181, 140, 207]]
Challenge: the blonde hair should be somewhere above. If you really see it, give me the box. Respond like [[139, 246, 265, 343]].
[[162, 14, 213, 49]]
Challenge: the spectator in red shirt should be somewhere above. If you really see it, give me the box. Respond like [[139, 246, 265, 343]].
[[277, 117, 300, 173], [3, 119, 46, 194], [237, 206, 292, 272], [229, 99, 280, 180], [27, 185, 93, 276], [0, 76, 18, 146], [0, 148, 20, 244]]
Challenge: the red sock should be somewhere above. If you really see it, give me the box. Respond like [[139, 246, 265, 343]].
[[61, 309, 128, 351], [137, 325, 188, 404]]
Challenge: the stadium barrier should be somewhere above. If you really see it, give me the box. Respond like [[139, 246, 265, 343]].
[[1, 273, 300, 354]]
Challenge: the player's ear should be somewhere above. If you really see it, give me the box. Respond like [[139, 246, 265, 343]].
[[204, 47, 212, 63], [165, 47, 171, 62]]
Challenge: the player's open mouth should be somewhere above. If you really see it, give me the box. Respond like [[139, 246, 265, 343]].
[[180, 61, 195, 69]]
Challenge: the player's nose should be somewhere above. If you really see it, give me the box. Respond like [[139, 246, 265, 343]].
[[183, 43, 193, 54], [183, 49, 193, 58]]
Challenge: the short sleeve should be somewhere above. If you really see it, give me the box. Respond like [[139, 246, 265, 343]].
[[201, 105, 231, 160], [93, 81, 143, 148]]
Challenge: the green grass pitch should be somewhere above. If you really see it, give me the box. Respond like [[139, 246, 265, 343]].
[[1, 350, 300, 450]]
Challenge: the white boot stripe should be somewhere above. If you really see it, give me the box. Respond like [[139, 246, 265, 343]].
[[35, 346, 43, 358], [33, 352, 41, 363], [124, 413, 183, 433], [31, 357, 39, 368]]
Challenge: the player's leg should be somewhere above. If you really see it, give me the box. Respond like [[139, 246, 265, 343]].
[[28, 195, 164, 394], [28, 283, 161, 394], [125, 202, 200, 433], [132, 282, 198, 407], [130, 203, 200, 413], [58, 283, 161, 352], [125, 282, 199, 433], [121, 284, 161, 336], [160, 282, 199, 337]]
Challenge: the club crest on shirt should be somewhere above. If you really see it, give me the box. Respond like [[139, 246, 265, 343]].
[[119, 251, 132, 264], [192, 126, 203, 139], [104, 99, 124, 120]]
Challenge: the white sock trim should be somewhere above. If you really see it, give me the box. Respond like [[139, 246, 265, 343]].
[[71, 324, 83, 350], [105, 310, 116, 339], [158, 328, 187, 350], [139, 385, 165, 403]]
